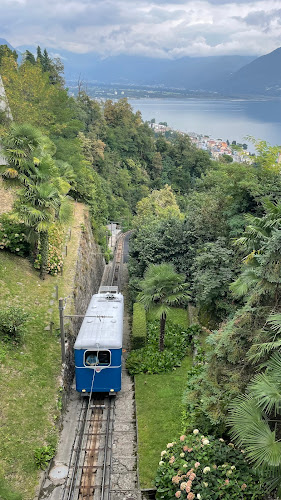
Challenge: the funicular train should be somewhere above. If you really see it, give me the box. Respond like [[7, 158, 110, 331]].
[[74, 286, 124, 395]]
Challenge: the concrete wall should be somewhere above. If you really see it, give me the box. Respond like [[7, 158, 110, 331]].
[[63, 211, 105, 390]]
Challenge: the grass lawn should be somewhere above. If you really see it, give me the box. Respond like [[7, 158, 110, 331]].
[[135, 355, 192, 488], [0, 202, 85, 500], [135, 306, 191, 488]]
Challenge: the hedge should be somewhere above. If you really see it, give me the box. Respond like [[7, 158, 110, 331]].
[[132, 302, 147, 349]]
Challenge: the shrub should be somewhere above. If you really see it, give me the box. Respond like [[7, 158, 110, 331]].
[[0, 215, 29, 257], [132, 302, 147, 349], [0, 306, 28, 344], [34, 444, 56, 469], [155, 431, 264, 499], [126, 321, 200, 374], [34, 224, 64, 275]]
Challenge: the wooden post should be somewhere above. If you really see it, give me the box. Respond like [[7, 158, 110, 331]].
[[58, 298, 66, 364]]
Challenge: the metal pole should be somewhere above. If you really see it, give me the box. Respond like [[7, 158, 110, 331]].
[[59, 298, 66, 364]]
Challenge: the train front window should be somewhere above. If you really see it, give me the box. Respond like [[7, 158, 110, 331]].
[[85, 350, 110, 366]]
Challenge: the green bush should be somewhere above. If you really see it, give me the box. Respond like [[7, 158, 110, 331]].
[[132, 302, 147, 349], [0, 306, 28, 344], [126, 321, 200, 374], [155, 431, 264, 499], [0, 215, 29, 257], [34, 444, 56, 470], [34, 224, 64, 275]]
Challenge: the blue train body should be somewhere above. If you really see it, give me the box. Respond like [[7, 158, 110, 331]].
[[74, 287, 124, 394]]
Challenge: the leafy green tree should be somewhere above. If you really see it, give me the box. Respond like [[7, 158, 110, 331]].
[[192, 238, 235, 322], [0, 44, 17, 67], [138, 263, 190, 351], [24, 50, 36, 65]]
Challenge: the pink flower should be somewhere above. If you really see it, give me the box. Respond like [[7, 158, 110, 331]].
[[169, 456, 175, 464], [225, 479, 230, 485], [187, 493, 195, 500], [186, 469, 194, 477], [180, 435, 186, 441], [187, 448, 193, 452], [183, 446, 189, 452], [185, 480, 192, 493], [175, 492, 181, 498], [241, 484, 247, 491], [189, 473, 196, 481], [172, 476, 180, 484], [180, 482, 187, 491], [194, 462, 200, 468]]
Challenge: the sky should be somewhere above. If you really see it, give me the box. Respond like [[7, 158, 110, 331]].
[[1, 0, 281, 58]]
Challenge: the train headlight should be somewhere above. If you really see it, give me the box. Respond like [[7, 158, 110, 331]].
[[82, 389, 86, 392], [110, 389, 115, 392]]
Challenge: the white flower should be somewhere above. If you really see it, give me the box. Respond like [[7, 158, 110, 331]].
[[159, 461, 164, 466], [197, 495, 201, 499], [180, 452, 185, 458], [219, 438, 224, 442], [231, 465, 236, 470], [228, 443, 235, 448], [193, 429, 199, 435], [203, 482, 208, 487], [167, 443, 174, 448], [202, 438, 210, 446], [203, 467, 211, 474], [161, 450, 167, 457], [183, 464, 188, 468]]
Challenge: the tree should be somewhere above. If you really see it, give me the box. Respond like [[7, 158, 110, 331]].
[[228, 351, 281, 494], [24, 50, 36, 65], [138, 263, 190, 351], [0, 44, 17, 67], [1, 123, 71, 278]]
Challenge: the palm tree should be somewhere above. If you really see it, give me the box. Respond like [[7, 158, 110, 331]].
[[138, 263, 190, 351], [1, 123, 71, 278], [228, 351, 281, 494]]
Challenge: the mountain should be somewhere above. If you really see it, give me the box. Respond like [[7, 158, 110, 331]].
[[15, 43, 254, 91], [222, 47, 281, 96]]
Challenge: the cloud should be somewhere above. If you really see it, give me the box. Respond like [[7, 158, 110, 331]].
[[0, 0, 281, 58]]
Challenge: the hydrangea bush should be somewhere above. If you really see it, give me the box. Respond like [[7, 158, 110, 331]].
[[155, 431, 264, 499], [34, 224, 65, 275], [0, 215, 29, 257]]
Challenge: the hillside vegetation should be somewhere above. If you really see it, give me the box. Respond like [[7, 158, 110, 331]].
[[1, 42, 281, 498]]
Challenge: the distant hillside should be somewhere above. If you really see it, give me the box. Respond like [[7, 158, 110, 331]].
[[15, 43, 254, 92], [3, 39, 281, 97], [222, 47, 281, 96]]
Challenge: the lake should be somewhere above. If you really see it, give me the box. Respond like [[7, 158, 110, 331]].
[[128, 98, 281, 150]]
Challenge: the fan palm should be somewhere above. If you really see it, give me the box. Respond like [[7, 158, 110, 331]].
[[137, 263, 190, 351], [228, 351, 281, 494], [231, 200, 281, 299]]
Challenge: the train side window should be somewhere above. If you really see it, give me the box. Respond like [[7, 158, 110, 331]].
[[84, 350, 111, 366]]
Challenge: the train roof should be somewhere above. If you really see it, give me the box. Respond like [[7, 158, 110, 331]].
[[74, 292, 124, 350]]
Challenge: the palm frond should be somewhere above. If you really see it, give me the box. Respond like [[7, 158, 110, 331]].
[[248, 372, 281, 415]]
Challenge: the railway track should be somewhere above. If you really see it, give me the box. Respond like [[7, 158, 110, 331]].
[[61, 233, 127, 500], [62, 394, 115, 500]]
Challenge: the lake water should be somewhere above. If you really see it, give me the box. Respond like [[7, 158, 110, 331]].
[[128, 98, 281, 150]]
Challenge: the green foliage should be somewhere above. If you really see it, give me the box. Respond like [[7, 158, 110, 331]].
[[0, 306, 28, 344], [132, 302, 147, 349], [192, 238, 235, 322], [228, 351, 281, 494], [0, 215, 29, 256], [34, 223, 65, 275], [34, 444, 56, 469], [155, 432, 263, 499], [126, 321, 199, 374]]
